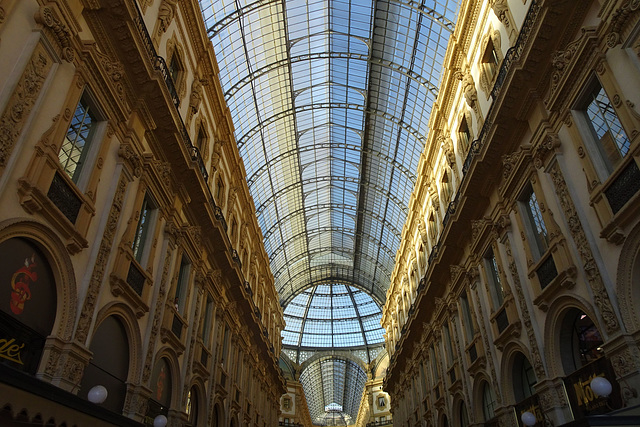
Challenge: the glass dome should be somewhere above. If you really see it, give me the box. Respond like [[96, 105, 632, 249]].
[[282, 283, 384, 349]]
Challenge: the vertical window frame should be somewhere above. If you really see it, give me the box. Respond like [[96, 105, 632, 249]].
[[519, 186, 549, 262], [59, 89, 107, 188], [484, 248, 504, 310], [574, 76, 632, 181], [132, 193, 158, 265]]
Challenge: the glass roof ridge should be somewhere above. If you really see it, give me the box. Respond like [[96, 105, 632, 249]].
[[198, 0, 462, 410]]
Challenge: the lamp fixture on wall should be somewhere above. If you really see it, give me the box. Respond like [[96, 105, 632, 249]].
[[154, 414, 168, 427], [87, 385, 108, 404], [521, 411, 536, 426], [590, 376, 613, 398]]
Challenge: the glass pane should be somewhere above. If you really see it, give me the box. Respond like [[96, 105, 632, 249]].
[[60, 94, 98, 182], [587, 85, 630, 171]]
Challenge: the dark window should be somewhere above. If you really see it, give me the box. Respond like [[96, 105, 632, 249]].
[[521, 187, 549, 260], [482, 382, 497, 421], [174, 256, 191, 314], [482, 38, 499, 80], [458, 118, 471, 152], [132, 194, 157, 263], [168, 53, 181, 86], [485, 249, 504, 309], [513, 353, 537, 402], [560, 310, 604, 374], [460, 293, 475, 339]]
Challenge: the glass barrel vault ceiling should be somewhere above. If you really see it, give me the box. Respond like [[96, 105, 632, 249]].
[[198, 0, 460, 422], [282, 283, 384, 348]]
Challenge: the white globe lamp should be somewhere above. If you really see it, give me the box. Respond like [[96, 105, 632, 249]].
[[87, 385, 108, 404], [590, 376, 613, 398], [521, 411, 536, 426], [153, 415, 168, 427]]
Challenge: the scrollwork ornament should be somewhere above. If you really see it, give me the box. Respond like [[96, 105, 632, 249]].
[[74, 175, 128, 343], [613, 94, 622, 107], [34, 6, 75, 62], [0, 45, 51, 168], [548, 163, 620, 334]]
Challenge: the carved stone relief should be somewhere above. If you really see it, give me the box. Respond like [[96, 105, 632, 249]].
[[547, 162, 620, 335], [74, 174, 128, 344], [0, 43, 52, 171]]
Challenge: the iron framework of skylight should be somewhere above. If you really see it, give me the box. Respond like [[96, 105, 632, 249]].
[[298, 356, 368, 425], [199, 0, 459, 306], [282, 283, 385, 350]]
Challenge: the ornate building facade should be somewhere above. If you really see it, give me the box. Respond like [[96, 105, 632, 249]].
[[0, 0, 285, 426], [383, 0, 640, 426]]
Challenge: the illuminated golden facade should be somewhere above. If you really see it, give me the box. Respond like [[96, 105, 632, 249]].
[[0, 0, 284, 425], [383, 0, 640, 426]]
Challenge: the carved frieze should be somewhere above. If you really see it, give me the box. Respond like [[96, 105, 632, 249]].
[[548, 162, 620, 335], [34, 5, 75, 62], [0, 43, 52, 170], [74, 174, 128, 344]]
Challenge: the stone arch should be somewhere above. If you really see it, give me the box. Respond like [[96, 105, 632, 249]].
[[451, 392, 470, 426], [211, 400, 225, 427], [185, 377, 207, 427], [471, 372, 497, 423], [149, 346, 182, 410], [229, 411, 239, 427], [543, 294, 601, 378], [298, 350, 368, 374], [0, 218, 77, 342], [499, 341, 537, 405], [616, 220, 640, 332], [91, 301, 143, 384]]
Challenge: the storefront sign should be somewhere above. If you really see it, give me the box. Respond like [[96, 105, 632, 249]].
[[0, 337, 25, 364], [563, 357, 621, 419], [0, 311, 44, 374]]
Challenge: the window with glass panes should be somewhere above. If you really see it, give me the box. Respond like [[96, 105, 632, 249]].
[[202, 295, 213, 345], [484, 249, 504, 309], [60, 92, 101, 183], [482, 382, 497, 421], [521, 187, 549, 260], [174, 256, 190, 314], [584, 82, 630, 174], [132, 194, 156, 263], [482, 38, 499, 79], [460, 293, 475, 339]]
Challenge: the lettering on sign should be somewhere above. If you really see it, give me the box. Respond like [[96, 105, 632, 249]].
[[0, 337, 25, 365], [572, 373, 608, 411]]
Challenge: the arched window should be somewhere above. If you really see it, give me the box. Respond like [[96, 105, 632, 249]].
[[482, 381, 497, 421], [513, 353, 537, 402], [215, 176, 225, 206], [148, 357, 172, 420], [80, 316, 129, 413], [213, 404, 220, 427], [459, 401, 469, 427], [441, 171, 452, 204], [186, 386, 199, 426], [0, 237, 57, 375], [428, 212, 437, 241], [560, 309, 604, 374]]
